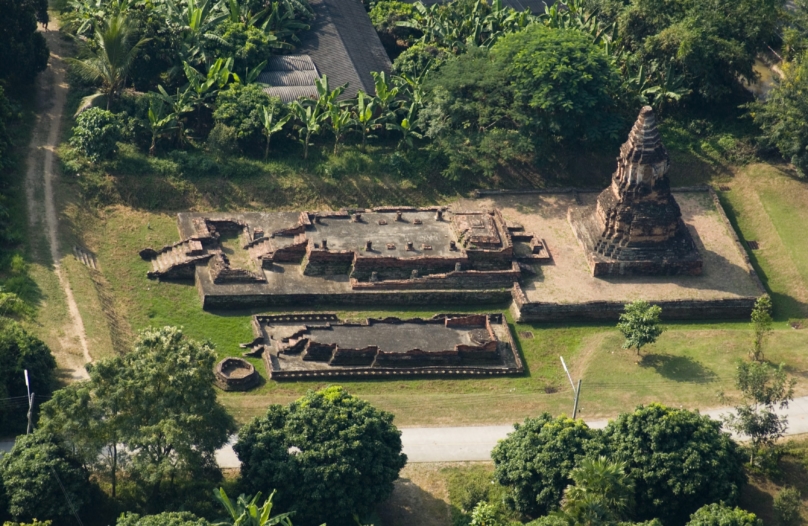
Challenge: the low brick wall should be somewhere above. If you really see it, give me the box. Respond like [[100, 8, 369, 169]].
[[214, 357, 260, 391], [203, 289, 513, 309]]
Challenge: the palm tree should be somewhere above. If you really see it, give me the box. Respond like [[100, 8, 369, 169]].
[[260, 106, 291, 160], [561, 457, 635, 525], [67, 14, 150, 111]]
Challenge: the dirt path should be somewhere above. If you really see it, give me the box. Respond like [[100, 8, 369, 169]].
[[26, 25, 91, 380]]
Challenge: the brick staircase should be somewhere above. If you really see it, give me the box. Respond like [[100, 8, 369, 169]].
[[147, 239, 213, 279]]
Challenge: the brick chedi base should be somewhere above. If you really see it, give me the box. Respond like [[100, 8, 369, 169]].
[[570, 106, 703, 277]]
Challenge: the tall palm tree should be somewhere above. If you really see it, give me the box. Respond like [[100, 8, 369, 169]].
[[67, 14, 150, 111]]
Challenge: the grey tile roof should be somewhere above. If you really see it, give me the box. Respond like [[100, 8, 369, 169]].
[[260, 0, 392, 101], [259, 55, 321, 102]]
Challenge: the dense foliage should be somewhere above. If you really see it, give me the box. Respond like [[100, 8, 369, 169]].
[[685, 504, 762, 526], [492, 414, 600, 518], [601, 404, 746, 523], [0, 0, 49, 87], [116, 511, 212, 526], [0, 433, 91, 522], [235, 386, 407, 526], [39, 326, 235, 513], [69, 108, 123, 161], [0, 322, 56, 434]]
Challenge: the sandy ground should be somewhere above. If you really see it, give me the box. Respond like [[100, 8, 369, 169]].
[[25, 24, 91, 379], [461, 191, 762, 304]]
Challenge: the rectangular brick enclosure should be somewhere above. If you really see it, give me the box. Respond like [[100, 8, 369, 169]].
[[240, 313, 523, 380], [139, 189, 763, 321]]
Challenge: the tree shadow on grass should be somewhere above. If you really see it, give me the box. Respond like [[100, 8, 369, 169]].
[[639, 353, 718, 383], [376, 477, 451, 526]]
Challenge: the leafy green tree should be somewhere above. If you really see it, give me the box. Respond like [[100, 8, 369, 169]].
[[146, 99, 175, 156], [601, 404, 746, 523], [40, 326, 235, 510], [355, 92, 377, 149], [116, 511, 212, 526], [492, 414, 601, 518], [67, 14, 150, 110], [723, 361, 795, 465], [391, 42, 450, 78], [234, 386, 407, 526], [749, 296, 773, 362], [0, 322, 56, 434], [617, 0, 782, 102], [0, 432, 92, 522], [774, 487, 801, 526], [617, 301, 663, 356], [0, 0, 49, 86], [155, 86, 195, 146], [685, 504, 762, 526], [215, 488, 293, 526], [69, 108, 123, 162], [751, 56, 808, 176], [561, 457, 634, 525], [327, 104, 354, 155], [2, 520, 53, 526]]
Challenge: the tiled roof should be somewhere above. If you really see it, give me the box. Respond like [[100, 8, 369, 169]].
[[260, 0, 392, 102], [259, 55, 321, 102]]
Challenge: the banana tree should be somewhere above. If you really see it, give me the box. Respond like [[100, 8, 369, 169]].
[[290, 100, 324, 159], [328, 103, 355, 155], [355, 91, 377, 148], [371, 71, 400, 125], [259, 105, 291, 160], [386, 101, 423, 150], [163, 0, 229, 70], [156, 85, 195, 146], [183, 58, 234, 132], [314, 75, 346, 112], [147, 99, 176, 156], [214, 488, 293, 526]]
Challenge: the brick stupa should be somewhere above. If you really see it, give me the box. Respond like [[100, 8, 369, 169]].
[[569, 106, 703, 277]]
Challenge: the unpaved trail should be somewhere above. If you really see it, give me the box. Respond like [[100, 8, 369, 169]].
[[26, 25, 91, 380]]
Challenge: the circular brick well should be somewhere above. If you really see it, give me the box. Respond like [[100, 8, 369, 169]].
[[214, 357, 260, 391]]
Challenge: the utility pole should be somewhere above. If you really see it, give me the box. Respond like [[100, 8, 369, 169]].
[[560, 357, 582, 419], [24, 369, 35, 435]]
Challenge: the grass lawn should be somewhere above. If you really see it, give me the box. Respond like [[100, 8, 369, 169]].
[[52, 150, 808, 427]]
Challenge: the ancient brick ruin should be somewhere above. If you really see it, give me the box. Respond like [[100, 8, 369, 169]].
[[139, 208, 550, 308], [139, 107, 765, 324], [569, 106, 703, 276], [213, 357, 260, 391], [239, 313, 523, 379]]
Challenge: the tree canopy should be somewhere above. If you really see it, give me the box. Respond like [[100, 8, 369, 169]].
[[0, 432, 91, 522], [492, 414, 600, 518], [685, 504, 762, 526], [600, 404, 746, 523], [234, 386, 407, 526], [0, 0, 49, 87], [617, 301, 664, 356], [40, 326, 235, 510]]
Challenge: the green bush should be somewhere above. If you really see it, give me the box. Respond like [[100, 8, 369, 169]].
[[213, 84, 285, 153], [686, 504, 762, 526], [235, 386, 407, 526], [69, 108, 123, 162], [116, 512, 211, 526], [211, 21, 275, 74], [0, 433, 92, 522], [601, 404, 747, 524], [207, 123, 239, 157], [774, 487, 802, 526], [392, 41, 450, 78], [492, 414, 600, 519]]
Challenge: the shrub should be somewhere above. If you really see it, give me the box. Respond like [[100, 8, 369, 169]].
[[601, 404, 747, 524], [686, 504, 762, 526], [211, 21, 275, 74], [235, 386, 407, 526], [115, 512, 212, 526], [392, 41, 450, 78], [69, 108, 122, 162], [492, 414, 601, 518], [206, 123, 239, 157], [0, 433, 92, 522], [213, 84, 284, 153], [773, 487, 801, 526]]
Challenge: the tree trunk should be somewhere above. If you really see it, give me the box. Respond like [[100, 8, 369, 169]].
[[304, 131, 310, 159], [149, 136, 156, 157], [334, 134, 339, 155], [265, 134, 270, 161], [111, 444, 118, 498]]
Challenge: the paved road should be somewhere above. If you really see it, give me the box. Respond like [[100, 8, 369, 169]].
[[8, 397, 808, 466], [212, 396, 808, 467]]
